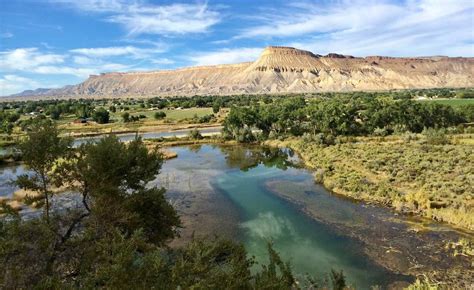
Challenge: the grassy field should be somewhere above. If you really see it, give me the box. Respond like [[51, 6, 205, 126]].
[[267, 134, 474, 231], [57, 107, 217, 134], [106, 107, 214, 121], [417, 98, 474, 107]]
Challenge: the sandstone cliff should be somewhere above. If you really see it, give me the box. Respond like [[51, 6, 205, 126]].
[[12, 46, 474, 97]]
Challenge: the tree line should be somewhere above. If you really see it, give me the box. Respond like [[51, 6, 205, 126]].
[[223, 96, 473, 142]]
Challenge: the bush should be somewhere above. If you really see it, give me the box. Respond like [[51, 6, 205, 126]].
[[313, 133, 335, 146], [92, 108, 110, 124], [403, 132, 418, 143], [188, 129, 203, 140], [198, 114, 214, 123], [122, 112, 130, 123], [373, 127, 388, 137], [423, 128, 450, 145], [154, 111, 166, 120]]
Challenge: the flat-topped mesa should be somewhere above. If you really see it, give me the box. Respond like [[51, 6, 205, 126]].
[[246, 46, 324, 73], [261, 46, 320, 57]]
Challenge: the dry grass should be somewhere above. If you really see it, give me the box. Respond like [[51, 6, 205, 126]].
[[266, 134, 474, 231]]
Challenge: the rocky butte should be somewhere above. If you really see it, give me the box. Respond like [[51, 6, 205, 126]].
[[10, 46, 474, 98]]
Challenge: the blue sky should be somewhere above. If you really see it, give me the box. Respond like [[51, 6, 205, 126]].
[[1, 0, 473, 95]]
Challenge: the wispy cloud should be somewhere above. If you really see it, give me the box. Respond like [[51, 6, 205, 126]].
[[70, 45, 163, 58], [53, 0, 221, 36], [151, 58, 175, 65], [236, 0, 474, 56], [52, 0, 127, 13], [190, 47, 262, 66]]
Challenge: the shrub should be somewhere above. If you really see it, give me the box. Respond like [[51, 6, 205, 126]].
[[154, 111, 166, 120], [92, 108, 110, 124], [423, 128, 450, 145], [188, 129, 203, 140], [373, 127, 388, 137], [313, 133, 335, 146], [198, 114, 214, 123], [122, 112, 130, 123]]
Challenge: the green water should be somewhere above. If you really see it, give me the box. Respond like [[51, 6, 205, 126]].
[[162, 145, 407, 288]]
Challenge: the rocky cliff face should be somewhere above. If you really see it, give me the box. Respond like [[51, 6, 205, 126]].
[[13, 46, 474, 97]]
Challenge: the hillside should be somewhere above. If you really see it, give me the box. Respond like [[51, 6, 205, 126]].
[[10, 46, 474, 97]]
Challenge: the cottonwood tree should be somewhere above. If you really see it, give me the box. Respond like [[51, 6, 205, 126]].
[[15, 120, 72, 222]]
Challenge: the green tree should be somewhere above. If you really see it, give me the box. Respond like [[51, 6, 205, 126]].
[[188, 128, 203, 140], [15, 120, 71, 221], [122, 112, 130, 122], [92, 108, 110, 124], [154, 111, 166, 120], [330, 269, 346, 290]]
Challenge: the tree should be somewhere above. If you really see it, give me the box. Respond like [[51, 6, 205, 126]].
[[188, 128, 203, 140], [75, 104, 92, 119], [50, 109, 61, 120], [15, 120, 72, 222], [212, 101, 221, 114], [92, 108, 110, 124], [330, 269, 346, 290], [1, 133, 181, 287], [122, 112, 130, 123], [154, 111, 166, 120]]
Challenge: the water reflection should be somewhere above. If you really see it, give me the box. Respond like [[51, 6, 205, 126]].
[[218, 145, 297, 171]]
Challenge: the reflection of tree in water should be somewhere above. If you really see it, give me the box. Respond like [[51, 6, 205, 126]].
[[219, 146, 296, 171], [188, 144, 202, 153]]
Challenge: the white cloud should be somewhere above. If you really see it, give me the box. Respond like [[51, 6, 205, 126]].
[[53, 1, 221, 36], [0, 47, 137, 81], [237, 0, 474, 56], [0, 48, 65, 71], [73, 56, 94, 65], [0, 45, 168, 95], [109, 3, 220, 36], [52, 0, 126, 13], [70, 45, 164, 58], [151, 58, 174, 65], [0, 75, 40, 96], [190, 47, 262, 66]]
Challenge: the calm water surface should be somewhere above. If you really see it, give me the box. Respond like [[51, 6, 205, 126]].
[[161, 145, 408, 288]]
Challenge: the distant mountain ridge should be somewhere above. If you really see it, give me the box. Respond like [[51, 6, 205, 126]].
[[8, 46, 474, 98]]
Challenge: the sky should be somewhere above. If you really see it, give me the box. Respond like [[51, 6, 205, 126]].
[[0, 0, 473, 95]]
